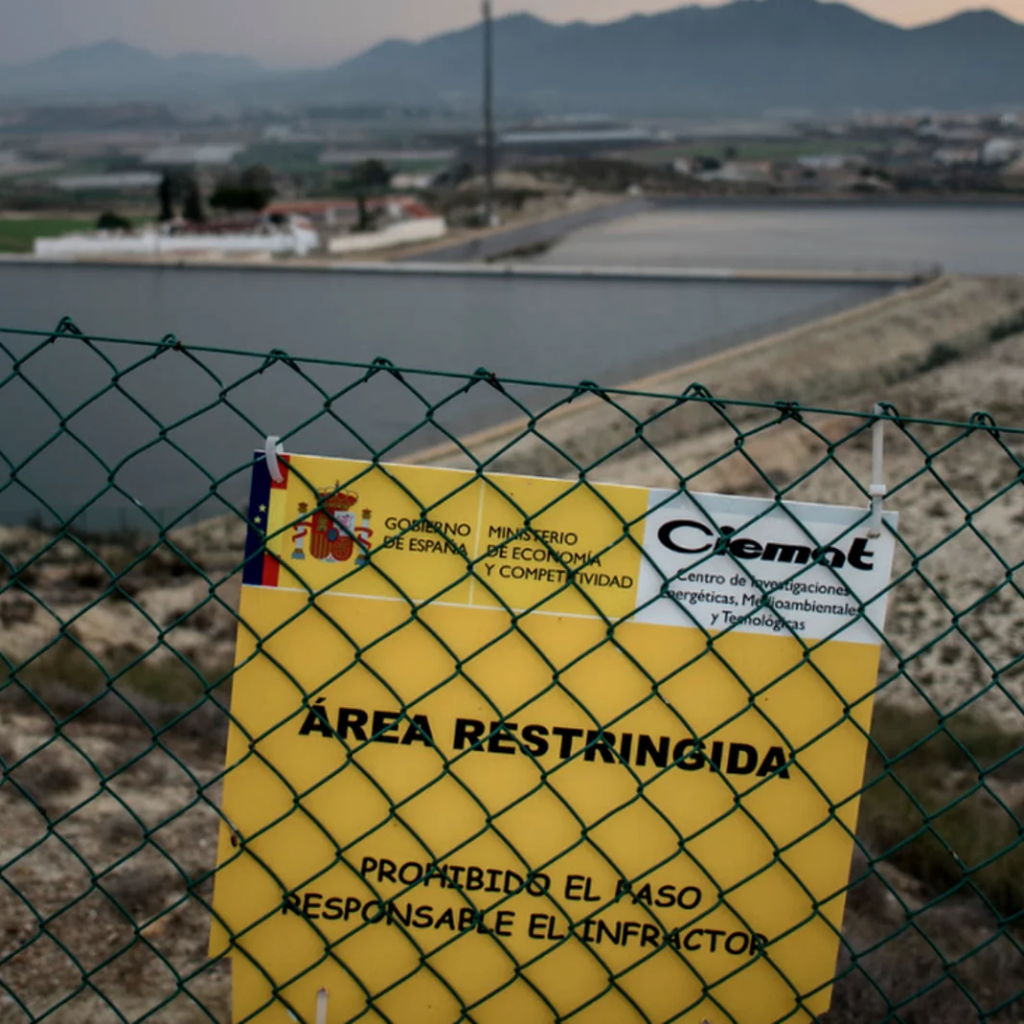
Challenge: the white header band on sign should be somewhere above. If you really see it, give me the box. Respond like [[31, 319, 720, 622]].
[[634, 490, 897, 645]]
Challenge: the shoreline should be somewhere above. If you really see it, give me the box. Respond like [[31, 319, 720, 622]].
[[649, 194, 1024, 209], [411, 274, 1024, 478], [0, 252, 932, 286], [5, 193, 1024, 272], [409, 280, 943, 468]]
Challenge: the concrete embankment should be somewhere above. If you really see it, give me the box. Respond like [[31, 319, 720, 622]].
[[293, 260, 930, 285], [416, 275, 1024, 479]]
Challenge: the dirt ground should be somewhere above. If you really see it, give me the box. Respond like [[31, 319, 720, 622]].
[[3, 274, 1024, 1022], [0, 710, 229, 1023]]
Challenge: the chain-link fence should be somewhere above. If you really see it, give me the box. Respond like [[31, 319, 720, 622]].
[[1, 317, 1023, 1024]]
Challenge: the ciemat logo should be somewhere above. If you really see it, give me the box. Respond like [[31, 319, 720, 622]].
[[656, 519, 876, 571]]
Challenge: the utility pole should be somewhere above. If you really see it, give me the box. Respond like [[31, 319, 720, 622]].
[[482, 0, 497, 227]]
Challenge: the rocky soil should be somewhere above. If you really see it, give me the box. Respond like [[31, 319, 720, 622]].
[[0, 712, 228, 1023]]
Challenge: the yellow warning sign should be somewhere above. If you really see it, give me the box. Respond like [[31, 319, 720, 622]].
[[211, 452, 897, 1024]]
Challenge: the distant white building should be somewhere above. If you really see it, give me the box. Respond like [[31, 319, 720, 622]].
[[797, 154, 866, 172], [143, 144, 245, 167], [390, 172, 436, 190], [499, 127, 654, 148], [33, 216, 318, 260], [917, 121, 985, 144], [698, 160, 775, 185], [982, 138, 1021, 166], [52, 172, 162, 192], [0, 150, 59, 178], [933, 147, 980, 168], [263, 125, 292, 142]]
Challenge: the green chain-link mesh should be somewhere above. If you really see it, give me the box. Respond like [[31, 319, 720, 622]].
[[1, 317, 1022, 1024]]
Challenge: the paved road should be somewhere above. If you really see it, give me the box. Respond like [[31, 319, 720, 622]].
[[401, 199, 650, 263]]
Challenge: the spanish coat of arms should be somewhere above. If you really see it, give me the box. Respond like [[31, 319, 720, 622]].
[[290, 489, 372, 564]]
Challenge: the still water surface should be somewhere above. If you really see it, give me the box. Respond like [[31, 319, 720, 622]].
[[537, 205, 1024, 276], [0, 259, 886, 525]]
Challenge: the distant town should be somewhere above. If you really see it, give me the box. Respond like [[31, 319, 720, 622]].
[[2, 104, 1023, 264]]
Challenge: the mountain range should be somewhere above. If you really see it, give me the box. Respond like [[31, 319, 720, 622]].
[[0, 40, 269, 102], [2, 0, 1024, 114]]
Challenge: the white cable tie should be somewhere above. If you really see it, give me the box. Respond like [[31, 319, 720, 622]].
[[869, 403, 887, 538], [315, 988, 328, 1024], [265, 435, 285, 484]]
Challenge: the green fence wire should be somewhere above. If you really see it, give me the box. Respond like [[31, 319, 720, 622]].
[[1, 317, 1023, 1024]]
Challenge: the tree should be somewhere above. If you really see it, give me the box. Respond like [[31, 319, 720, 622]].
[[157, 173, 175, 221], [240, 165, 275, 206], [181, 175, 205, 224], [430, 162, 474, 190], [156, 170, 206, 222], [96, 211, 132, 231], [349, 159, 392, 231], [209, 164, 277, 212]]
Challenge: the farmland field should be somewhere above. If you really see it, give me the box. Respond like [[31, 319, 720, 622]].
[[0, 217, 95, 253]]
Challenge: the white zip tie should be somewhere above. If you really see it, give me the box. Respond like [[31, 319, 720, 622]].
[[315, 988, 328, 1024], [265, 435, 285, 484], [869, 403, 887, 538]]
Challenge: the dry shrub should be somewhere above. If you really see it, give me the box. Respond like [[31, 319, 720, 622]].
[[101, 812, 146, 852], [103, 861, 177, 922], [859, 704, 1024, 919], [826, 702, 1024, 1021], [7, 745, 81, 809]]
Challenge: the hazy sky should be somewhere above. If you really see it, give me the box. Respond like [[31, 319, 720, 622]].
[[0, 0, 1022, 68]]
